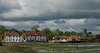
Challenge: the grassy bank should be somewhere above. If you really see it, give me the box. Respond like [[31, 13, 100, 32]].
[[0, 42, 100, 53]]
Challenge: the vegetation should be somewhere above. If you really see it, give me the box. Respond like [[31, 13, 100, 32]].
[[0, 25, 98, 40], [96, 34, 100, 39], [31, 25, 39, 32]]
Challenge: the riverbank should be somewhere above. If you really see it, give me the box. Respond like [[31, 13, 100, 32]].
[[0, 42, 100, 53]]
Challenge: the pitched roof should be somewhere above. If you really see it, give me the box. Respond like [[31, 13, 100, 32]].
[[23, 31, 44, 36], [4, 31, 20, 36], [69, 35, 81, 39], [37, 32, 44, 36], [54, 36, 68, 39]]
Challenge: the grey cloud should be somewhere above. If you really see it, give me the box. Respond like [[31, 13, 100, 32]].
[[0, 0, 21, 14], [0, 0, 100, 34], [0, 0, 100, 21], [55, 20, 65, 24]]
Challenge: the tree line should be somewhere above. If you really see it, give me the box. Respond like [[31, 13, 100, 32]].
[[0, 25, 98, 40]]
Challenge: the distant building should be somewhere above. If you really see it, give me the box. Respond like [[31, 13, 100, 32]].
[[3, 31, 22, 42], [80, 28, 88, 42], [82, 28, 87, 38], [68, 35, 81, 42], [22, 31, 46, 42], [52, 36, 69, 42]]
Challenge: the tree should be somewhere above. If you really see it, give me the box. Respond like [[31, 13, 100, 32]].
[[31, 25, 39, 32], [10, 28, 18, 32], [42, 28, 52, 40], [63, 31, 72, 36], [87, 32, 94, 37], [0, 25, 6, 36], [71, 31, 77, 35], [96, 34, 100, 39], [78, 32, 83, 37], [55, 28, 63, 36]]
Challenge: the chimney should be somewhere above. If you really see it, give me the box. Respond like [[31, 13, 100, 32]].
[[22, 30, 25, 33], [34, 30, 37, 33]]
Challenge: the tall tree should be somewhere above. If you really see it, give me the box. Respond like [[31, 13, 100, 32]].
[[42, 28, 52, 40], [0, 25, 6, 36], [31, 25, 39, 32]]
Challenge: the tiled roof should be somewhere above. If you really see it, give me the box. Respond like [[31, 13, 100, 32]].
[[4, 31, 20, 36], [54, 36, 68, 39], [88, 37, 93, 39], [37, 32, 44, 36], [69, 35, 81, 39], [23, 31, 44, 36]]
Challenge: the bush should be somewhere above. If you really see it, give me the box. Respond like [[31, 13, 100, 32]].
[[96, 34, 100, 39], [96, 39, 100, 42]]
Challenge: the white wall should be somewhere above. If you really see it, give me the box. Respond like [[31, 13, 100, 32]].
[[25, 36, 46, 42], [6, 36, 22, 42], [53, 39, 68, 42]]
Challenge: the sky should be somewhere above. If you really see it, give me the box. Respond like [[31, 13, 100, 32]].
[[0, 0, 100, 34]]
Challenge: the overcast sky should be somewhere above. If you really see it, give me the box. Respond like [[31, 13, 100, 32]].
[[0, 0, 100, 34]]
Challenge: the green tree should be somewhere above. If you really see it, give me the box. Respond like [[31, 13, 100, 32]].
[[63, 31, 72, 36], [31, 25, 39, 32], [42, 28, 52, 40], [96, 34, 100, 39], [0, 25, 6, 36], [10, 28, 18, 32], [71, 31, 77, 35], [87, 32, 95, 37], [78, 32, 83, 37], [55, 28, 63, 36]]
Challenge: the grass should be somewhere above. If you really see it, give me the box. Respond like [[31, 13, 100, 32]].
[[0, 42, 100, 53]]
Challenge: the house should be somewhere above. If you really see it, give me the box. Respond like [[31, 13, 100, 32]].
[[68, 35, 81, 42], [87, 37, 96, 42], [3, 31, 22, 42], [22, 31, 46, 42], [80, 37, 88, 42], [52, 36, 69, 42]]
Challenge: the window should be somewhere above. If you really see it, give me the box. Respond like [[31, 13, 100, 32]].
[[19, 39, 20, 41], [13, 39, 14, 41], [16, 39, 17, 41], [7, 39, 8, 41]]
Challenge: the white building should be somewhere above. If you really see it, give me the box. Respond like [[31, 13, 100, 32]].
[[4, 31, 22, 42], [52, 36, 69, 42], [22, 31, 46, 42]]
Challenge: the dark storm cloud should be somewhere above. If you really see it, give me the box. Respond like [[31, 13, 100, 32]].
[[54, 20, 65, 24], [0, 0, 100, 21], [0, 0, 21, 14], [0, 0, 100, 34]]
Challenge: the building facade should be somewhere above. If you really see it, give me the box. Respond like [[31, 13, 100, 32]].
[[22, 31, 46, 42], [68, 35, 81, 42], [3, 31, 22, 42], [52, 36, 69, 42]]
